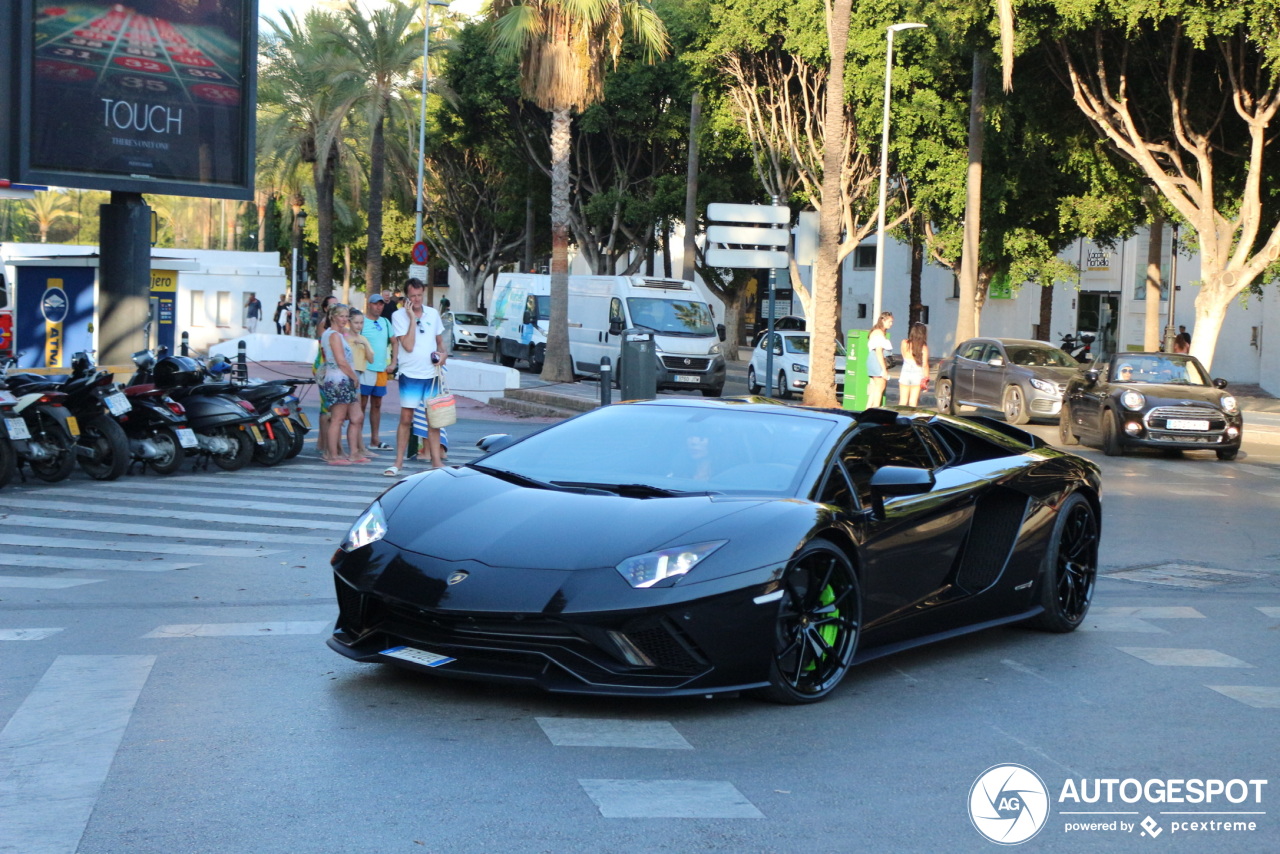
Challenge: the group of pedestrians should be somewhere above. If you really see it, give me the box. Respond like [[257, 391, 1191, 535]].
[[865, 311, 931, 407], [309, 278, 448, 473]]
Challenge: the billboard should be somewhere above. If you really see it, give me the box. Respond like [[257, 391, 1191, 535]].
[[10, 0, 255, 199]]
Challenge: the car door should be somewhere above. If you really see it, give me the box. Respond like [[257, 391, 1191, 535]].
[[830, 423, 978, 627], [951, 341, 989, 404], [1069, 357, 1111, 437], [969, 341, 1007, 409]]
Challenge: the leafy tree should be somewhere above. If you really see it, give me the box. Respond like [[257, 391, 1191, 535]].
[[26, 191, 79, 243]]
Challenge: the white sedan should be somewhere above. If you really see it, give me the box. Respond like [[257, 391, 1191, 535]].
[[747, 331, 846, 399], [446, 311, 490, 351]]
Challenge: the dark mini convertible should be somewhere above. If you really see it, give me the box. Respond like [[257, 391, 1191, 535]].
[[1059, 352, 1243, 459], [329, 399, 1101, 703]]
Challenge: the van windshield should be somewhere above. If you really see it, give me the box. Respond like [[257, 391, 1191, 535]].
[[530, 296, 550, 321], [626, 298, 715, 337]]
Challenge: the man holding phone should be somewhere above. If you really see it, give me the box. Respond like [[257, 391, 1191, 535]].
[[385, 278, 446, 476]]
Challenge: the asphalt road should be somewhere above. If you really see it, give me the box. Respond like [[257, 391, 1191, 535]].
[[0, 402, 1277, 854]]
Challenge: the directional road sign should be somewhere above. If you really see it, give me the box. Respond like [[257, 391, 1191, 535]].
[[705, 203, 790, 269], [707, 203, 790, 225]]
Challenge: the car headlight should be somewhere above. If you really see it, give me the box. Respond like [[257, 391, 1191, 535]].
[[792, 363, 808, 374], [1121, 389, 1146, 410], [615, 541, 726, 588], [1221, 395, 1238, 414], [1029, 378, 1056, 394], [340, 502, 387, 552]]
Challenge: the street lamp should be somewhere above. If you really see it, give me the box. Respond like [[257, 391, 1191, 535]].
[[292, 208, 307, 335], [872, 22, 926, 321], [413, 0, 451, 251]]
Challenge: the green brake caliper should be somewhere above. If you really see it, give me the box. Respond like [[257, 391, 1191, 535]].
[[804, 583, 840, 672]]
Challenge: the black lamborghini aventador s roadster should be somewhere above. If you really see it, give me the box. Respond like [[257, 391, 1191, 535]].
[[328, 398, 1102, 704]]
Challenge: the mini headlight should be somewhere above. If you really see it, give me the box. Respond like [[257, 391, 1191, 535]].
[[1220, 395, 1238, 414], [1029, 378, 1056, 394], [792, 363, 808, 374], [340, 502, 387, 552], [615, 541, 726, 589], [1121, 389, 1146, 410]]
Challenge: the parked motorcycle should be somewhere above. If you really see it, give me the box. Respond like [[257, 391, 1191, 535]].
[[205, 356, 314, 466], [0, 389, 20, 489], [1059, 331, 1096, 363], [0, 359, 80, 483]]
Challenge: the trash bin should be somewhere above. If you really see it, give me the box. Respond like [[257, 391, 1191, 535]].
[[619, 328, 657, 400]]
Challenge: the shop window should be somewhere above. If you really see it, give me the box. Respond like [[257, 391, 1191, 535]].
[[190, 291, 206, 327]]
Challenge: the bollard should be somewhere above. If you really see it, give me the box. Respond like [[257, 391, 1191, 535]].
[[180, 331, 189, 357], [236, 340, 248, 383], [599, 357, 612, 406]]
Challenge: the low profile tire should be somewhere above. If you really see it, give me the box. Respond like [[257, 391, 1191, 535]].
[[1216, 447, 1239, 461], [777, 370, 792, 400], [27, 408, 77, 483], [700, 386, 723, 398], [1003, 385, 1030, 425], [1058, 405, 1079, 446], [757, 541, 861, 704], [212, 427, 254, 472], [936, 378, 955, 415], [747, 366, 762, 395], [1027, 493, 1099, 632], [1101, 411, 1123, 456], [78, 414, 129, 481], [147, 427, 185, 475]]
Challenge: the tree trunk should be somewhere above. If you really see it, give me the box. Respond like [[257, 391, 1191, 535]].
[[908, 228, 923, 327], [540, 107, 575, 383], [342, 244, 352, 304], [524, 183, 535, 272], [682, 92, 702, 282], [721, 288, 745, 364], [313, 145, 337, 301], [1144, 216, 1164, 351], [802, 0, 852, 408], [956, 52, 987, 344], [365, 110, 387, 297], [1038, 283, 1054, 341]]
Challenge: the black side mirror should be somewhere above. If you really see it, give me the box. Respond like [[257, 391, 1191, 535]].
[[609, 319, 624, 336], [476, 433, 516, 453], [869, 465, 935, 497], [716, 323, 727, 342], [1213, 378, 1229, 389], [1084, 368, 1100, 386]]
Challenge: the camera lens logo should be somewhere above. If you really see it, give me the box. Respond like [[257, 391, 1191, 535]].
[[969, 764, 1050, 845]]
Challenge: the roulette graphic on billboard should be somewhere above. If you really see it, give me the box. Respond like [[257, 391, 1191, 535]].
[[19, 0, 254, 198]]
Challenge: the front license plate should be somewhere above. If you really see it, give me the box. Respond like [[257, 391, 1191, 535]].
[[4, 418, 31, 440], [674, 374, 700, 383], [176, 428, 199, 448], [246, 424, 263, 444], [104, 391, 131, 416], [298, 412, 311, 429], [1167, 419, 1210, 431], [382, 646, 455, 667], [65, 416, 80, 437]]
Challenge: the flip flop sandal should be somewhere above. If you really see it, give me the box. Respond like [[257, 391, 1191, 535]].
[[328, 458, 353, 466], [382, 465, 400, 477]]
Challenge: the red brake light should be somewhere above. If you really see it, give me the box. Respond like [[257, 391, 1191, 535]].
[[167, 400, 185, 415], [239, 400, 256, 413]]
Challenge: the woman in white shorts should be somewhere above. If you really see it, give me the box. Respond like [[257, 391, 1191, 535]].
[[897, 322, 929, 407]]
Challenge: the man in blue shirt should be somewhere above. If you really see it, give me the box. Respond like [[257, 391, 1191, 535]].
[[359, 293, 398, 451]]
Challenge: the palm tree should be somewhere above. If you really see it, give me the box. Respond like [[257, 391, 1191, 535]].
[[325, 1, 423, 298], [259, 10, 364, 300], [490, 0, 668, 382], [27, 191, 79, 243]]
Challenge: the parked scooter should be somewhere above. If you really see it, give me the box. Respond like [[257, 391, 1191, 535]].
[[115, 352, 199, 475], [204, 356, 314, 466], [0, 389, 21, 489], [4, 352, 131, 481], [1059, 331, 1096, 363], [0, 359, 80, 482], [129, 351, 262, 471]]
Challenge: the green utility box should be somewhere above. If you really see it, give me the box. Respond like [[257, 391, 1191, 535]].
[[842, 329, 872, 411]]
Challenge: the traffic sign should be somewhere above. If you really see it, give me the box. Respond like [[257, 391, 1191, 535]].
[[706, 247, 789, 268], [411, 241, 429, 265], [707, 203, 790, 224], [408, 264, 429, 284], [707, 224, 789, 247]]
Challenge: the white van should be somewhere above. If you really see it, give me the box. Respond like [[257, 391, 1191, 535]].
[[489, 273, 550, 371], [567, 275, 726, 396]]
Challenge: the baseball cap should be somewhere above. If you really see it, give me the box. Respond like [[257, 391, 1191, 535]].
[[368, 293, 385, 303]]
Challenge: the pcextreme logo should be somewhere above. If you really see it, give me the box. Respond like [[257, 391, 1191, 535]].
[[970, 765, 1269, 844]]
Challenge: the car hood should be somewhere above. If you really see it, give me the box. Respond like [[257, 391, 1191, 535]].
[[384, 467, 764, 569], [1022, 365, 1077, 382], [1118, 384, 1229, 405]]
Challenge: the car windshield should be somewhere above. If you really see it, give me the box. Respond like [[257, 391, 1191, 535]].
[[626, 298, 715, 337], [453, 313, 485, 325], [1004, 345, 1078, 368], [1110, 355, 1209, 385], [476, 404, 836, 496]]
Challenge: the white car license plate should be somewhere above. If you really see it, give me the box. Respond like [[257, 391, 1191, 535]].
[[104, 391, 132, 416], [4, 417, 31, 440], [176, 428, 199, 448], [674, 374, 700, 383], [1167, 419, 1210, 431], [382, 646, 455, 667]]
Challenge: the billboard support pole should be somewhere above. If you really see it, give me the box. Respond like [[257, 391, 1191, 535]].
[[98, 192, 152, 365]]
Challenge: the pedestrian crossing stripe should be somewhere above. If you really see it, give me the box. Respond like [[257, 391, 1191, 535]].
[[26, 489, 364, 518], [8, 498, 344, 531], [142, 621, 331, 638], [0, 533, 281, 559], [0, 515, 331, 545]]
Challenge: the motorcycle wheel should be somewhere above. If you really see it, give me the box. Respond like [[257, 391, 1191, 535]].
[[0, 437, 15, 489], [147, 427, 186, 475], [253, 422, 290, 467], [212, 427, 255, 472], [285, 418, 307, 459], [79, 414, 129, 481], [27, 408, 77, 483]]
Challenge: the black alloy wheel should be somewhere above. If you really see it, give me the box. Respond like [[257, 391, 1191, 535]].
[[1058, 405, 1079, 446], [27, 408, 77, 482], [1101, 410, 1123, 456], [936, 378, 955, 414], [78, 414, 129, 481], [1003, 385, 1030, 425], [212, 427, 254, 472], [759, 541, 861, 704], [1028, 493, 1099, 632], [747, 366, 762, 395], [147, 426, 185, 475]]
